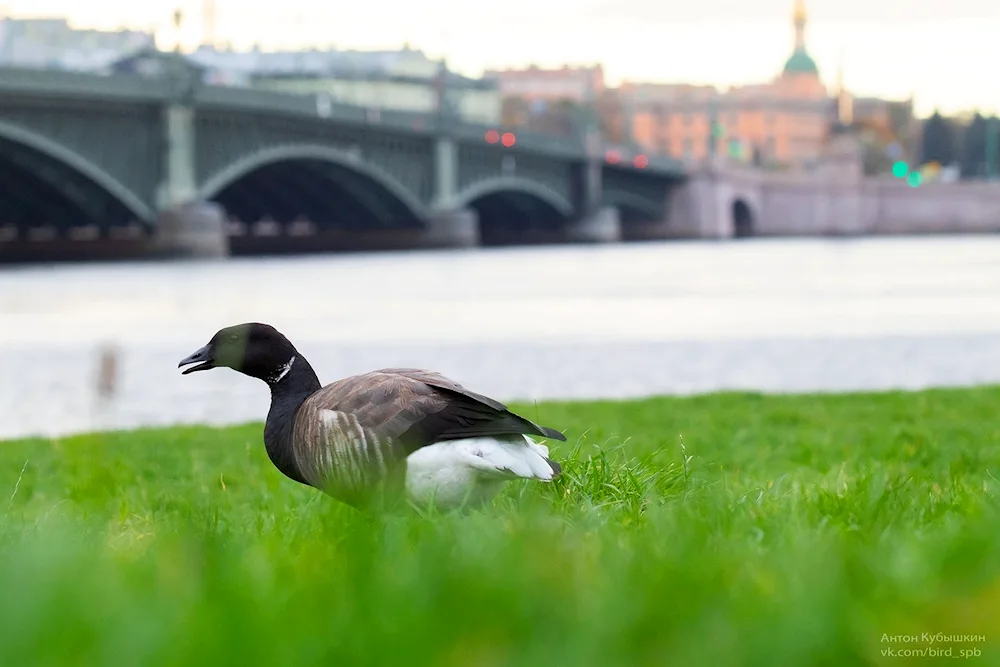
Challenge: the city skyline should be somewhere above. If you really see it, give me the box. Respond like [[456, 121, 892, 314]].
[[2, 0, 999, 116]]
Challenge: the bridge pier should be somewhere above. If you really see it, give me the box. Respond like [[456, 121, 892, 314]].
[[423, 208, 480, 248], [434, 137, 458, 207], [566, 206, 621, 243], [619, 192, 682, 240], [149, 201, 229, 259], [422, 133, 479, 248], [564, 136, 621, 243], [621, 220, 672, 240], [150, 97, 229, 259]]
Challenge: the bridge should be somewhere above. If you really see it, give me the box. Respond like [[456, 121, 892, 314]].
[[0, 52, 687, 260]]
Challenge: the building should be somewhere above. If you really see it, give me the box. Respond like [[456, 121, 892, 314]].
[[252, 69, 501, 125], [485, 64, 605, 104], [621, 1, 914, 171], [185, 42, 445, 84], [110, 43, 501, 124], [110, 46, 206, 80], [0, 17, 153, 70], [188, 43, 500, 123], [484, 64, 606, 135], [625, 0, 830, 167], [478, 11, 842, 164]]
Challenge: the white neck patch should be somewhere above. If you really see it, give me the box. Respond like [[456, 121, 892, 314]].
[[271, 356, 296, 384]]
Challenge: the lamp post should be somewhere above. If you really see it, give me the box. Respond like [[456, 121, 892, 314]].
[[708, 96, 719, 160], [986, 112, 998, 180]]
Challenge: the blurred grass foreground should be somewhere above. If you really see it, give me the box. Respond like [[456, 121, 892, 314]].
[[2, 387, 1000, 666]]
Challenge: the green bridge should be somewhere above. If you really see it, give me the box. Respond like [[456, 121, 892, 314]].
[[0, 54, 688, 259]]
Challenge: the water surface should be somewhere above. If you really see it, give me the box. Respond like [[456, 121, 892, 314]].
[[2, 236, 998, 439]]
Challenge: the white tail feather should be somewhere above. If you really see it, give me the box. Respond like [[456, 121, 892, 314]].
[[525, 437, 550, 459], [405, 436, 559, 509], [461, 436, 556, 481]]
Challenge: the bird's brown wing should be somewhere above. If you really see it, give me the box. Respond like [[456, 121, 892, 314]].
[[374, 367, 565, 442], [303, 368, 563, 450], [289, 369, 565, 504]]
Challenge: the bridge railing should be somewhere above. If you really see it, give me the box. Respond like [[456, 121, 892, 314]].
[[0, 65, 173, 101], [196, 84, 685, 174], [0, 65, 686, 176], [195, 84, 588, 156]]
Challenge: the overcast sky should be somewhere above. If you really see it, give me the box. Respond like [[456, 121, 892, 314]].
[[4, 0, 999, 115]]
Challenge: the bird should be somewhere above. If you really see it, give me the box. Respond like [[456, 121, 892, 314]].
[[178, 323, 565, 511]]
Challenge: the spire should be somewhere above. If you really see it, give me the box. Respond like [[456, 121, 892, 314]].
[[836, 53, 853, 125], [202, 0, 217, 48], [781, 0, 818, 77], [793, 0, 807, 50]]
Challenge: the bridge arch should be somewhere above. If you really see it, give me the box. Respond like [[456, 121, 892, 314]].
[[454, 177, 573, 245], [602, 190, 663, 224], [198, 144, 429, 232], [0, 120, 154, 232], [454, 177, 574, 217]]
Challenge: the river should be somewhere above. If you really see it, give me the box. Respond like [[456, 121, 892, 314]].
[[2, 236, 999, 439]]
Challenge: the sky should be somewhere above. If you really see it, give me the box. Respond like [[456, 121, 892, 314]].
[[3, 0, 999, 116]]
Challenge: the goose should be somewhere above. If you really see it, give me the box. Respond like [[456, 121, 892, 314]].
[[177, 323, 565, 510]]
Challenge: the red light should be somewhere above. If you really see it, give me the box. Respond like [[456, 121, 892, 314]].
[[605, 149, 621, 164], [633, 154, 648, 168], [485, 129, 499, 144], [501, 132, 516, 147]]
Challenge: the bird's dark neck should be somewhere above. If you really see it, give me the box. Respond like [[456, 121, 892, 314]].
[[262, 354, 322, 486]]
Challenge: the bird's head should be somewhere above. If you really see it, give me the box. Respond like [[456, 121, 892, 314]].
[[178, 322, 297, 383]]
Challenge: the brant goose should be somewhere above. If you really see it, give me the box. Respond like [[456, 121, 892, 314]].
[[178, 323, 565, 510]]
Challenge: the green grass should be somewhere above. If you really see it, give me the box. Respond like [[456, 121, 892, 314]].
[[2, 387, 1000, 666]]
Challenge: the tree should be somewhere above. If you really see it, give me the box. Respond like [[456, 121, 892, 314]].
[[861, 141, 894, 176], [959, 113, 987, 178], [920, 110, 958, 165]]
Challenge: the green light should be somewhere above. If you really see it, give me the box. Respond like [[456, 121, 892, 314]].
[[892, 161, 909, 178], [907, 172, 922, 187]]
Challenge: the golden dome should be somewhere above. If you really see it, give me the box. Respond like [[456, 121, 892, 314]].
[[793, 0, 807, 23]]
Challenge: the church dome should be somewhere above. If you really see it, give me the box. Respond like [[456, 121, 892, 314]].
[[783, 0, 818, 76], [783, 49, 818, 76]]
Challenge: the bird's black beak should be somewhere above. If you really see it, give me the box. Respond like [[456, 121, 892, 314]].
[[178, 345, 215, 375]]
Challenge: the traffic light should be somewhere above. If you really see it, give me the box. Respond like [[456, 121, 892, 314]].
[[891, 161, 909, 178], [906, 171, 922, 187]]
